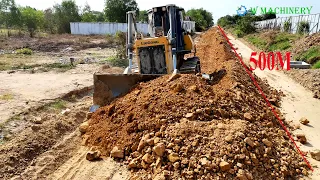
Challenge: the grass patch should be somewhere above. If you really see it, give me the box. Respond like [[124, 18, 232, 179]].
[[105, 56, 128, 67], [0, 93, 13, 101], [268, 32, 301, 51], [313, 60, 320, 69], [48, 100, 67, 110], [245, 35, 267, 49], [296, 46, 320, 64], [16, 48, 33, 55]]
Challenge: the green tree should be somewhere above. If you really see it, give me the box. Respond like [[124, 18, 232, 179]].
[[104, 0, 138, 23], [262, 12, 276, 20], [53, 0, 81, 33], [81, 3, 97, 22], [93, 11, 105, 22], [0, 0, 16, 28], [20, 6, 44, 37], [186, 8, 213, 31], [43, 8, 56, 33], [137, 10, 147, 22]]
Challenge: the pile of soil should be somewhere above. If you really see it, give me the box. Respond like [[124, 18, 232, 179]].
[[83, 27, 308, 179], [0, 98, 91, 179], [284, 69, 320, 99]]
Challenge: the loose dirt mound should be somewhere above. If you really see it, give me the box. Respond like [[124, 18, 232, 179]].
[[84, 27, 308, 179]]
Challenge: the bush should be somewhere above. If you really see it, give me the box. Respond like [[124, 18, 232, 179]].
[[297, 21, 310, 34], [114, 31, 126, 59], [284, 19, 292, 32], [16, 48, 33, 55], [236, 15, 256, 35], [234, 29, 244, 38], [106, 56, 128, 67], [313, 61, 320, 69]]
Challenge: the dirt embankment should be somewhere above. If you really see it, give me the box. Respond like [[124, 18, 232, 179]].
[[0, 34, 115, 53], [0, 96, 92, 179], [82, 27, 308, 179]]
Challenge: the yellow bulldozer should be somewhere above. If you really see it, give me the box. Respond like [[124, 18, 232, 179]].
[[93, 4, 200, 106]]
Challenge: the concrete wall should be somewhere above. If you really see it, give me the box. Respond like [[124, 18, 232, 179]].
[[70, 22, 149, 35]]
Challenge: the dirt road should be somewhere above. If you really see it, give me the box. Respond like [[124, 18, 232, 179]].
[[227, 34, 320, 178], [0, 65, 123, 123]]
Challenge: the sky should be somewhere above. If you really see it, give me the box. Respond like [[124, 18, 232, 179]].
[[15, 0, 320, 22]]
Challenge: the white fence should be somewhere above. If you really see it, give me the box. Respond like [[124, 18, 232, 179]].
[[70, 22, 149, 35], [183, 21, 196, 33], [255, 13, 320, 34], [70, 21, 196, 35]]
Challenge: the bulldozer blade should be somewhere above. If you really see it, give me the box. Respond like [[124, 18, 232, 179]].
[[93, 73, 161, 106]]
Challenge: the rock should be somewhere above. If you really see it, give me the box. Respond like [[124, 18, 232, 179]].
[[188, 85, 199, 92], [137, 134, 150, 151], [225, 135, 233, 143], [61, 108, 71, 115], [262, 139, 273, 147], [200, 158, 209, 166], [173, 83, 183, 92], [310, 150, 320, 161], [244, 113, 252, 121], [31, 125, 41, 132], [237, 132, 245, 139], [244, 137, 255, 147], [142, 153, 153, 164], [167, 73, 181, 82], [86, 150, 101, 161], [79, 121, 89, 133], [173, 162, 180, 170], [237, 173, 248, 180], [296, 134, 307, 144], [219, 161, 230, 171], [128, 159, 138, 169], [86, 112, 93, 120], [146, 138, 154, 146], [168, 153, 180, 162], [110, 146, 124, 158], [154, 173, 166, 180], [185, 113, 194, 119], [299, 117, 309, 125], [153, 143, 166, 156]]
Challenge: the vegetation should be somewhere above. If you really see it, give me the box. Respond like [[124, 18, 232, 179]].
[[313, 61, 320, 69], [245, 32, 301, 51], [296, 46, 320, 65], [0, 93, 13, 100], [16, 48, 33, 55], [137, 10, 148, 23], [245, 35, 267, 49], [218, 12, 276, 37], [186, 8, 213, 31], [105, 56, 129, 67], [297, 21, 310, 34], [104, 0, 138, 23], [284, 18, 292, 33], [268, 33, 301, 51], [49, 99, 67, 110], [1, 0, 213, 36]]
